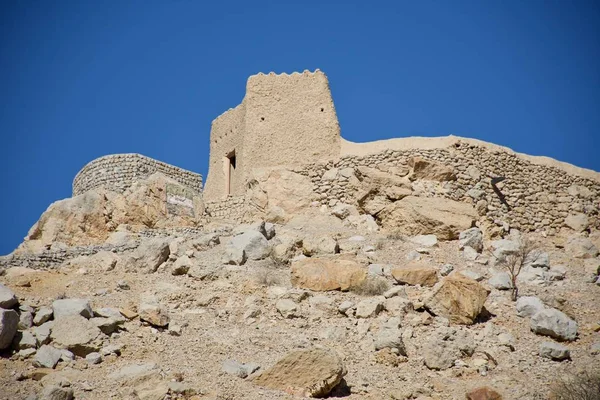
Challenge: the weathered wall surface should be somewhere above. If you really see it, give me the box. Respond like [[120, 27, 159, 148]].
[[203, 103, 246, 200], [297, 140, 600, 234], [204, 196, 246, 221], [73, 153, 202, 196], [243, 70, 341, 169], [203, 70, 341, 202]]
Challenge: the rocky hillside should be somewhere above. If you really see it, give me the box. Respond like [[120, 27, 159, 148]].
[[1, 156, 599, 400]]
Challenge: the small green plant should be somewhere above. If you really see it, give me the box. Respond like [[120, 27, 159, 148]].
[[351, 276, 390, 296], [549, 369, 600, 400]]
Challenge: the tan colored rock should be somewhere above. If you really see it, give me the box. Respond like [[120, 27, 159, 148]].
[[466, 387, 503, 400], [408, 157, 456, 181], [290, 257, 366, 291], [425, 274, 490, 325], [251, 347, 346, 397], [564, 213, 589, 232], [50, 315, 102, 356], [379, 196, 477, 240], [391, 263, 438, 286], [247, 168, 314, 222], [18, 173, 201, 250]]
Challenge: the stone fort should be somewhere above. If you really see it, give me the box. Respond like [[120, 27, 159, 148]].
[[72, 69, 600, 235]]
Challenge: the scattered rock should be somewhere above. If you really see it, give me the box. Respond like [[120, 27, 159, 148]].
[[539, 341, 570, 361], [290, 257, 366, 291], [463, 246, 479, 261], [564, 213, 590, 232], [374, 329, 406, 355], [466, 386, 503, 400], [391, 263, 438, 286], [0, 308, 19, 349], [52, 298, 93, 319], [230, 230, 271, 261], [139, 297, 170, 327], [530, 308, 577, 342], [488, 272, 512, 290], [13, 330, 37, 350], [276, 299, 299, 319], [34, 307, 53, 326], [408, 157, 456, 181], [171, 255, 192, 275], [439, 264, 454, 276], [122, 238, 171, 273], [459, 228, 483, 252], [424, 274, 489, 325], [379, 196, 477, 240], [302, 235, 339, 256], [50, 315, 102, 356], [222, 359, 260, 378], [251, 347, 346, 398], [31, 321, 53, 345], [409, 234, 438, 248], [33, 345, 63, 368], [85, 352, 102, 364], [38, 385, 74, 400], [0, 283, 17, 309], [223, 244, 247, 265], [355, 297, 384, 318], [565, 236, 599, 259]]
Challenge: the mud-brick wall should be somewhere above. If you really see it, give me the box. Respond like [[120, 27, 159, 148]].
[[73, 154, 203, 196], [298, 141, 600, 234], [205, 196, 246, 221]]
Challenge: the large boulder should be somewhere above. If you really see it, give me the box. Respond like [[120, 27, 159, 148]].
[[408, 157, 456, 181], [139, 296, 170, 328], [391, 263, 438, 286], [424, 274, 490, 325], [539, 341, 570, 361], [247, 168, 314, 222], [565, 236, 599, 259], [50, 315, 102, 356], [459, 228, 483, 252], [52, 298, 93, 319], [0, 283, 17, 309], [18, 173, 202, 251], [530, 308, 577, 342], [119, 238, 170, 273], [378, 196, 477, 240], [516, 296, 544, 318], [290, 258, 366, 291], [564, 213, 590, 232], [33, 345, 63, 368], [251, 348, 346, 397], [0, 309, 19, 349], [229, 231, 271, 261]]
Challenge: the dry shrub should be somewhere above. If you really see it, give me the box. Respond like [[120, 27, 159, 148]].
[[493, 235, 540, 301], [351, 276, 390, 296], [254, 268, 283, 287], [549, 369, 600, 400]]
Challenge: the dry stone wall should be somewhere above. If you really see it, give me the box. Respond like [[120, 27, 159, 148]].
[[296, 141, 599, 234], [205, 196, 247, 221], [0, 242, 139, 270], [73, 154, 202, 196]]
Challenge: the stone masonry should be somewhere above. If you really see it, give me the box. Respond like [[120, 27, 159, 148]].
[[73, 153, 202, 196]]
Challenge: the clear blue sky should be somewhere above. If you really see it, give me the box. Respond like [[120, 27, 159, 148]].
[[1, 1, 599, 255]]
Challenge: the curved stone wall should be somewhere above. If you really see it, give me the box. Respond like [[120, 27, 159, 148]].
[[73, 153, 202, 196]]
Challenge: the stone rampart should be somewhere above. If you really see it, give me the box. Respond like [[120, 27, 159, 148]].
[[297, 140, 599, 234], [205, 196, 247, 221], [73, 153, 202, 196]]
